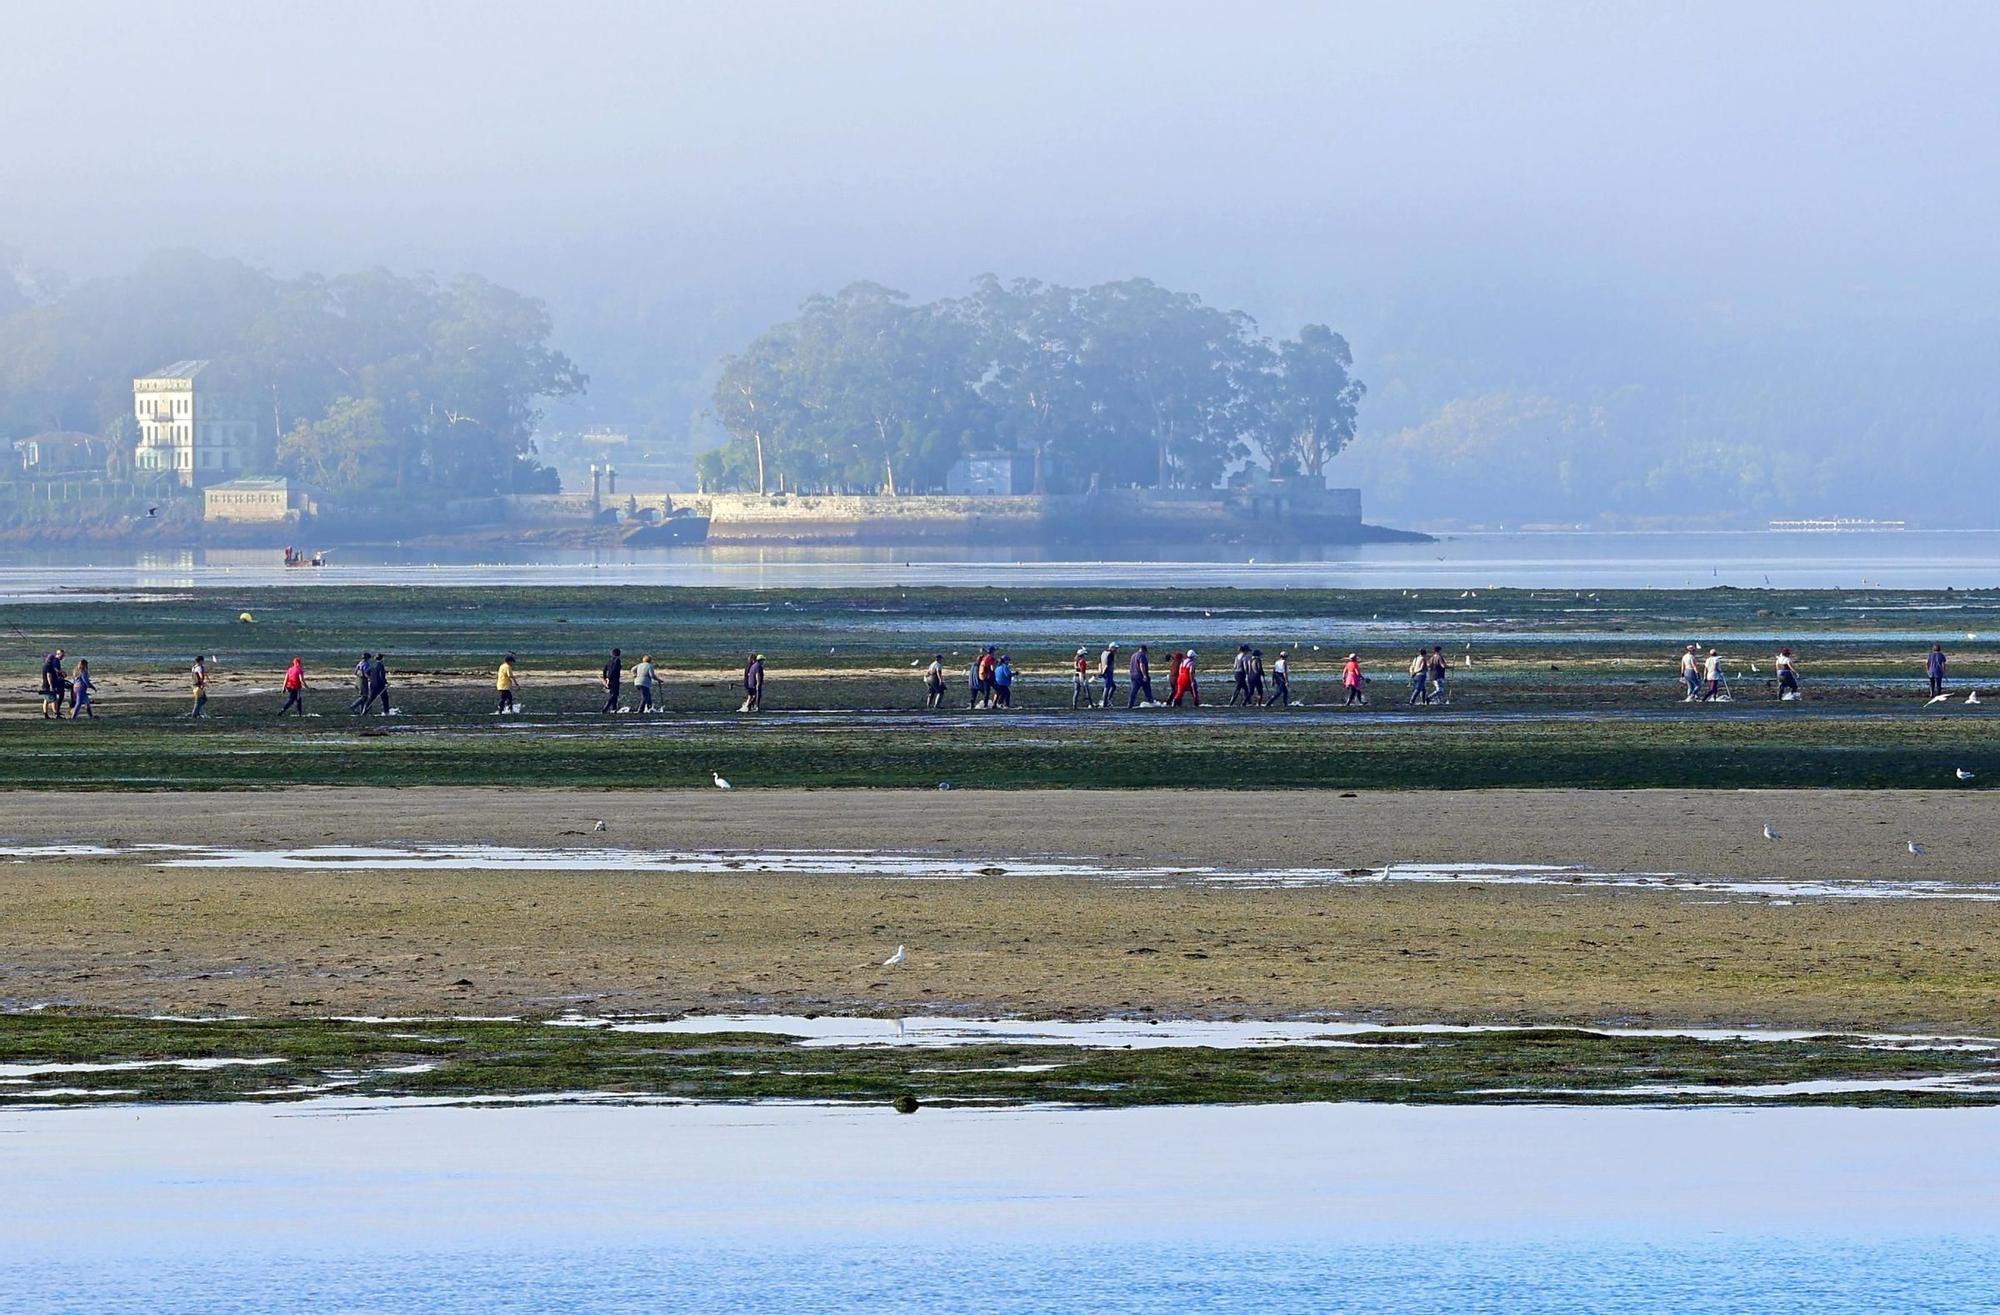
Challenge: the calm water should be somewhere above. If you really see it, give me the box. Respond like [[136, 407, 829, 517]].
[[5, 529, 2000, 594], [3, 1101, 1997, 1313]]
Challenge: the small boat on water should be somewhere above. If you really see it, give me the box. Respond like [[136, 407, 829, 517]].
[[282, 546, 331, 567]]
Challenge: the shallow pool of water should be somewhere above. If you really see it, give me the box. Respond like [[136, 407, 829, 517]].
[[14, 841, 1991, 902]]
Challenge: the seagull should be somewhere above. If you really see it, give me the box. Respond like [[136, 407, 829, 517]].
[[1927, 694, 1952, 706], [1967, 692, 1982, 705], [146, 506, 158, 517], [1907, 841, 1926, 856], [592, 820, 607, 832], [1763, 825, 1780, 841], [882, 945, 906, 967], [1957, 768, 1976, 781], [712, 772, 732, 790]]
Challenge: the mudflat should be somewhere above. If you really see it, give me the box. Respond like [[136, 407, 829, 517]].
[[1, 787, 1995, 1029]]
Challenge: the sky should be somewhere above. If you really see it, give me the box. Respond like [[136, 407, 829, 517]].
[[4, 1, 1996, 521]]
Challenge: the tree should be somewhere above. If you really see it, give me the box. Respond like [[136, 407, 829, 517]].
[[1075, 279, 1251, 489], [709, 284, 990, 494], [277, 396, 397, 494], [0, 252, 585, 499], [958, 276, 1095, 491], [698, 275, 1366, 495], [1251, 324, 1365, 479], [712, 323, 803, 494]]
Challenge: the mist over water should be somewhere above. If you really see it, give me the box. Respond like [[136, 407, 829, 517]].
[[4, 2, 1997, 526]]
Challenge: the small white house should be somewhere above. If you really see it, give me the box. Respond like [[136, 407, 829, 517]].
[[202, 477, 317, 524]]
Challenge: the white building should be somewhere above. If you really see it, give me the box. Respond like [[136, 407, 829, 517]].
[[133, 361, 262, 487]]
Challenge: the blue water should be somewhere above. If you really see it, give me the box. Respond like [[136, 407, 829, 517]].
[[7, 1239, 1997, 1314], [4, 1100, 1998, 1313]]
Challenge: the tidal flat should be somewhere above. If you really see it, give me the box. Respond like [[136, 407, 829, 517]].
[[3, 788, 1997, 1030], [4, 585, 1998, 790]]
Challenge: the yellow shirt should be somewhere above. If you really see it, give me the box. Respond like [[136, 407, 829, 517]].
[[496, 661, 515, 691]]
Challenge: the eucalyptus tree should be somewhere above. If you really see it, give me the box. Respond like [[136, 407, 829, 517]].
[[1250, 324, 1366, 480]]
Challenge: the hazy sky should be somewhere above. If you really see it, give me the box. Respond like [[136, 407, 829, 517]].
[[5, 2, 1998, 522], [8, 1, 1996, 322]]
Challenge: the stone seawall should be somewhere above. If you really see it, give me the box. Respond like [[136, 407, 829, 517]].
[[679, 489, 1416, 545]]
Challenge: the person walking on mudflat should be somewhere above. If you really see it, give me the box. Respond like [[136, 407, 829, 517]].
[[495, 654, 519, 714], [40, 648, 65, 720], [188, 656, 210, 719], [68, 658, 95, 718], [1775, 647, 1800, 700], [278, 656, 308, 716], [1249, 649, 1268, 705], [1269, 651, 1291, 707], [1229, 644, 1254, 705], [600, 648, 624, 713], [1097, 643, 1119, 709], [924, 654, 946, 710], [1701, 648, 1724, 701], [1126, 644, 1152, 708], [632, 654, 658, 713], [1071, 647, 1091, 709], [1343, 653, 1365, 707], [1927, 644, 1948, 697], [366, 653, 392, 715], [977, 647, 998, 709], [1170, 650, 1199, 707], [740, 653, 765, 712], [1407, 649, 1431, 705], [1427, 647, 1450, 705], [348, 652, 373, 713]]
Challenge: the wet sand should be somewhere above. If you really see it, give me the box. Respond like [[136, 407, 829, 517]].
[[1, 788, 1995, 1029]]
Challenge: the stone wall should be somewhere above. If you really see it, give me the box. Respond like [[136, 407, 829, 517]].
[[680, 488, 1364, 544]]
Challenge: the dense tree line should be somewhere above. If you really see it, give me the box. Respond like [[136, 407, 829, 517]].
[[699, 277, 1363, 495], [0, 250, 584, 497]]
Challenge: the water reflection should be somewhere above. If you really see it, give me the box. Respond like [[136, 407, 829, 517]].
[[4, 530, 2000, 594]]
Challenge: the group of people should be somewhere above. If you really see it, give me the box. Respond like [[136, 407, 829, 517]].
[[1404, 648, 1452, 706], [583, 649, 765, 714], [38, 649, 95, 719], [26, 639, 1977, 720], [937, 642, 1313, 711], [1674, 643, 1955, 702], [1677, 643, 1795, 702]]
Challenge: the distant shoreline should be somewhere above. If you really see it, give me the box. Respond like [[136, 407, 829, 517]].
[[0, 517, 1434, 551]]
